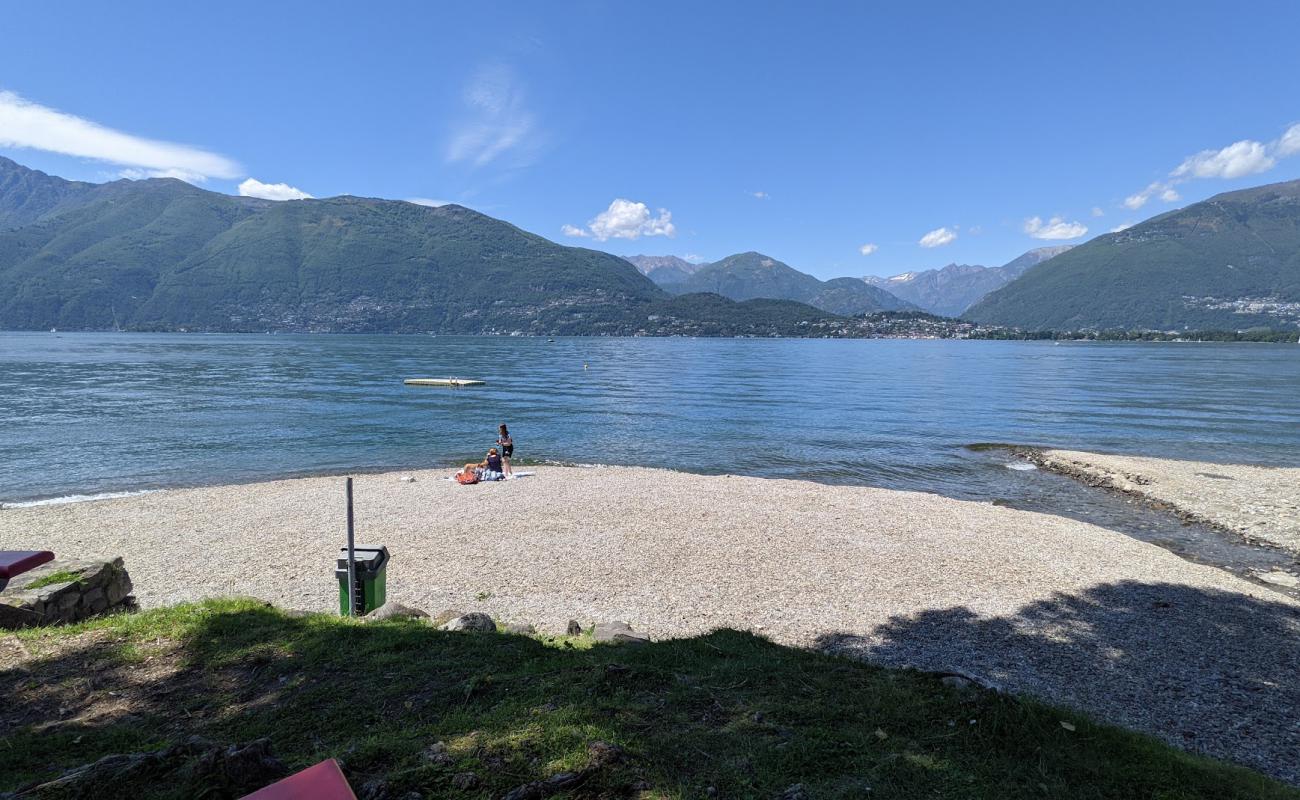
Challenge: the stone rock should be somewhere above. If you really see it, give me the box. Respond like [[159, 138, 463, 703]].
[[399, 475, 416, 483], [591, 621, 649, 645], [365, 602, 429, 621], [0, 557, 134, 629], [566, 620, 582, 635], [586, 741, 626, 767], [421, 741, 453, 765], [940, 675, 973, 690], [503, 622, 536, 636], [451, 771, 480, 790], [501, 771, 584, 800], [439, 612, 496, 632], [1258, 571, 1300, 588], [779, 784, 808, 800]]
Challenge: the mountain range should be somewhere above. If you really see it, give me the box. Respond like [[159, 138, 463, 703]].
[[863, 246, 1073, 317], [966, 179, 1300, 330], [623, 255, 706, 287], [658, 251, 916, 315], [3, 155, 1299, 334]]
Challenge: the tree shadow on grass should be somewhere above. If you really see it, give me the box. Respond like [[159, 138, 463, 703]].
[[818, 580, 1300, 786], [2, 593, 1298, 799]]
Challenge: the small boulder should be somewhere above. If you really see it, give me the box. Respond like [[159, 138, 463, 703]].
[[365, 602, 429, 621], [503, 622, 536, 636], [566, 620, 583, 635], [439, 612, 496, 632], [451, 771, 480, 790], [399, 475, 416, 483], [591, 621, 649, 645], [779, 784, 808, 800]]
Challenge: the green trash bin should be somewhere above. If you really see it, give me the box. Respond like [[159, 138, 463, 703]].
[[335, 545, 389, 616]]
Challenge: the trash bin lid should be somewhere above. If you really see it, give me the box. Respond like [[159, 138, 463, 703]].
[[336, 544, 389, 571]]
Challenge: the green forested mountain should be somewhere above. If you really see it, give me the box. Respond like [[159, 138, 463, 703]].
[[965, 180, 1300, 330], [0, 156, 102, 230], [668, 251, 916, 315], [0, 157, 864, 335], [0, 159, 659, 333]]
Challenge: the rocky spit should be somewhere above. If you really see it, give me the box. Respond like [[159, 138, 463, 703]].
[[1024, 448, 1300, 557], [2, 465, 1299, 783]]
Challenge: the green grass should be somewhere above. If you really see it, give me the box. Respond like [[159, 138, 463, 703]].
[[21, 569, 84, 590], [2, 599, 1296, 799]]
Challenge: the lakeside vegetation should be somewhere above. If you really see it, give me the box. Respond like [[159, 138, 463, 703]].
[[3, 599, 1296, 799]]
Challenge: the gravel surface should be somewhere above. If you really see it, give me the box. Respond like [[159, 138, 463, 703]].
[[1030, 449, 1300, 555], [2, 465, 1298, 782]]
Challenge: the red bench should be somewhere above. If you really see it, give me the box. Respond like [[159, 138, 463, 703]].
[[0, 551, 55, 590], [239, 759, 356, 800]]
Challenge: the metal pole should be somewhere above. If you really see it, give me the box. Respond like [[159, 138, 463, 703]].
[[346, 477, 357, 617]]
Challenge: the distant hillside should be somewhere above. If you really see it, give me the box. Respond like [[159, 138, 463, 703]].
[[965, 180, 1300, 330], [624, 254, 707, 287], [0, 157, 863, 336], [669, 251, 915, 315], [864, 246, 1072, 317], [0, 158, 667, 333]]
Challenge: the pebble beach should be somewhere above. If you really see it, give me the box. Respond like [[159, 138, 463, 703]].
[[3, 463, 1299, 782]]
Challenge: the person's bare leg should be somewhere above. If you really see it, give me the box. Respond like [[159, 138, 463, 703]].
[[503, 455, 512, 476]]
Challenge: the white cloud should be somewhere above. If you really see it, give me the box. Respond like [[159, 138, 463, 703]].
[[564, 198, 676, 242], [1110, 222, 1134, 233], [1278, 123, 1300, 157], [752, 191, 769, 199], [446, 65, 537, 168], [918, 226, 957, 248], [407, 197, 452, 207], [0, 89, 240, 181], [1024, 215, 1088, 240], [1172, 139, 1275, 180], [1123, 122, 1300, 212], [858, 243, 878, 255], [1091, 206, 1105, 217], [238, 178, 312, 201]]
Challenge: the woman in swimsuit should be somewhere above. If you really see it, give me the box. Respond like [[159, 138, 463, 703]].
[[496, 424, 514, 476]]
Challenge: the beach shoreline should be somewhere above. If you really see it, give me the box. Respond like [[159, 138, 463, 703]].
[[4, 462, 1300, 781]]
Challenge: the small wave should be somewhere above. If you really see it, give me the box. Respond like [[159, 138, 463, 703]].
[[1004, 462, 1038, 472], [2, 490, 158, 509]]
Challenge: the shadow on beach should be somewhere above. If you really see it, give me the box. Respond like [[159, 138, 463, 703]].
[[2, 583, 1298, 798], [818, 580, 1300, 786]]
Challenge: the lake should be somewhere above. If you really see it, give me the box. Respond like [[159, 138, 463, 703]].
[[3, 333, 1298, 507]]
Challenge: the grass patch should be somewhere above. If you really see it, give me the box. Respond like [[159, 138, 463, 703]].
[[1, 599, 1295, 799], [21, 569, 84, 590]]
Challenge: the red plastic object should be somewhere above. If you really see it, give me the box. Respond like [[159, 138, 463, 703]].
[[0, 551, 54, 580], [239, 759, 356, 800]]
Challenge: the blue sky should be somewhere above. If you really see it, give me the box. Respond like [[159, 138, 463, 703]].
[[2, 1, 1299, 279]]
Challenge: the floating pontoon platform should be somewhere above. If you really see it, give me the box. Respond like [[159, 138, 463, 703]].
[[403, 378, 486, 387]]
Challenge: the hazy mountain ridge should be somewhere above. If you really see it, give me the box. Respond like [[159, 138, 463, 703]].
[[668, 251, 916, 315], [624, 254, 707, 287], [965, 180, 1300, 330], [864, 246, 1074, 317]]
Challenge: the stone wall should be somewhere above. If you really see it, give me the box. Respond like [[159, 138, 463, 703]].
[[0, 557, 134, 629]]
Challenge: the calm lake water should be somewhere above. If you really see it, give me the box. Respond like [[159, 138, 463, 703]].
[[3, 333, 1298, 506]]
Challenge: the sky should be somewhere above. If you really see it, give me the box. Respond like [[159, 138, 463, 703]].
[[2, 1, 1299, 280]]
